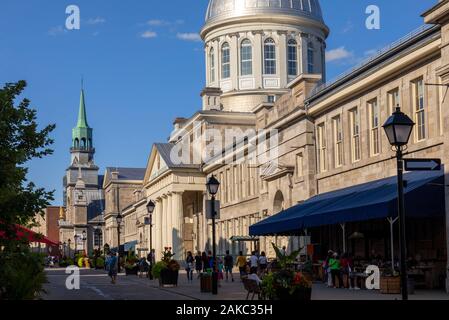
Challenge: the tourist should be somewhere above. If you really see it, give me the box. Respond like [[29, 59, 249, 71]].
[[185, 251, 194, 282], [194, 251, 202, 278], [217, 256, 224, 286], [258, 251, 268, 276], [329, 252, 343, 288], [236, 251, 247, 277], [224, 250, 234, 282], [201, 252, 209, 272], [280, 246, 287, 256], [249, 251, 258, 274], [108, 251, 118, 284], [147, 249, 155, 280], [323, 250, 333, 287]]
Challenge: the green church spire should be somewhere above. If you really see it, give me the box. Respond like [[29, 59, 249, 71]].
[[76, 89, 89, 128], [72, 88, 93, 151]]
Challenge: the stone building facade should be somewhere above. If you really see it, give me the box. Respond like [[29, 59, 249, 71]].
[[120, 0, 449, 291]]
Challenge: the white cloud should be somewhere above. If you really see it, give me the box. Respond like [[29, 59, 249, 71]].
[[86, 17, 106, 25], [141, 30, 158, 39], [147, 19, 169, 26], [48, 26, 67, 36], [177, 32, 201, 42], [326, 47, 353, 62]]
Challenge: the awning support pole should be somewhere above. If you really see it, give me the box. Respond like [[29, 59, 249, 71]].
[[340, 223, 346, 253], [387, 217, 399, 274]]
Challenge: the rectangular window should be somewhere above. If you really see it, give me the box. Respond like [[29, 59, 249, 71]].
[[333, 116, 343, 167], [412, 78, 425, 141], [388, 88, 400, 115], [316, 123, 327, 172], [307, 46, 314, 73], [349, 108, 361, 162], [369, 99, 380, 156]]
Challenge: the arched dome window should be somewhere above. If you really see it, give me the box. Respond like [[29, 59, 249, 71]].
[[240, 39, 252, 76], [307, 42, 314, 73], [74, 138, 80, 149], [264, 38, 276, 75], [221, 42, 230, 79], [288, 39, 298, 76], [209, 47, 215, 83]]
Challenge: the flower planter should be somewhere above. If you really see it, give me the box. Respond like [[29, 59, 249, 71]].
[[125, 266, 139, 276], [380, 276, 401, 294], [159, 269, 179, 287], [275, 287, 312, 301]]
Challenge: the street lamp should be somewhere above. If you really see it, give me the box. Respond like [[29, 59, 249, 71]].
[[67, 239, 72, 260], [82, 230, 87, 255], [63, 242, 66, 257], [206, 175, 220, 295], [146, 200, 156, 279], [383, 107, 415, 301], [116, 213, 123, 273], [74, 234, 79, 257]]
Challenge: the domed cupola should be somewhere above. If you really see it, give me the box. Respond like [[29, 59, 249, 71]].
[[200, 0, 329, 113]]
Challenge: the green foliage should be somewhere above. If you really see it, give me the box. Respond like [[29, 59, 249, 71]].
[[272, 243, 302, 269], [0, 245, 47, 300], [152, 261, 168, 279], [0, 81, 55, 246], [96, 257, 105, 268]]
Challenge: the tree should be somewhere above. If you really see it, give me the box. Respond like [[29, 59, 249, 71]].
[[0, 81, 55, 299], [0, 80, 55, 238]]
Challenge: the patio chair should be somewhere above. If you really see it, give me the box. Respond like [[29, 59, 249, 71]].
[[242, 278, 262, 300]]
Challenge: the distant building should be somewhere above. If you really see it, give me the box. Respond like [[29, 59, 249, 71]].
[[31, 206, 61, 255]]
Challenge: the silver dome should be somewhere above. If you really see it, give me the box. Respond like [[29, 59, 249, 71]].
[[205, 0, 324, 25]]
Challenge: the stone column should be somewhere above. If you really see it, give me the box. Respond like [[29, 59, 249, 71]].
[[172, 192, 184, 260], [167, 193, 173, 250], [300, 33, 308, 74], [202, 192, 209, 251], [230, 33, 239, 90], [278, 31, 288, 87], [253, 31, 263, 89]]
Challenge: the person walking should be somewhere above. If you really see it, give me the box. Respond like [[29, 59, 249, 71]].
[[201, 252, 209, 272], [194, 251, 202, 278], [185, 251, 194, 282], [224, 250, 234, 282], [258, 251, 268, 277], [236, 251, 247, 278], [147, 249, 156, 280], [329, 252, 343, 288], [323, 250, 333, 287], [217, 256, 224, 287], [249, 251, 258, 274], [108, 251, 118, 284]]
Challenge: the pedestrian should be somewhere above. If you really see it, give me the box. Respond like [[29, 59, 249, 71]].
[[185, 251, 194, 282], [280, 246, 287, 256], [236, 251, 247, 278], [108, 251, 118, 284], [147, 249, 155, 280], [323, 250, 333, 287], [138, 257, 148, 278], [249, 251, 258, 274], [217, 256, 224, 287], [201, 252, 209, 272], [224, 250, 234, 282], [195, 251, 202, 278], [329, 252, 343, 288], [258, 251, 268, 276]]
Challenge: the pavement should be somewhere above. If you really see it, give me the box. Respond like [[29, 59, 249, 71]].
[[43, 268, 449, 301]]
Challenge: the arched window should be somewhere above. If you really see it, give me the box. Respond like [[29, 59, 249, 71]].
[[74, 138, 79, 149], [209, 48, 215, 83], [240, 39, 252, 76], [287, 39, 298, 76], [81, 138, 87, 148], [307, 42, 314, 73], [264, 38, 276, 75], [221, 42, 230, 79]]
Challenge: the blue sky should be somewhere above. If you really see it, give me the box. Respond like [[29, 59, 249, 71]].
[[0, 0, 436, 205]]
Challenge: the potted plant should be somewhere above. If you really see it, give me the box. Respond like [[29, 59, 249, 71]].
[[95, 257, 105, 270], [124, 251, 139, 276], [152, 247, 180, 287], [261, 243, 312, 301]]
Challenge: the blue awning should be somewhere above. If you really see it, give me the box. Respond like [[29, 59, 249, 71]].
[[124, 240, 138, 252], [249, 170, 445, 236]]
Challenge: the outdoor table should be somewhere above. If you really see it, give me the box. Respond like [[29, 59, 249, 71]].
[[351, 272, 368, 289]]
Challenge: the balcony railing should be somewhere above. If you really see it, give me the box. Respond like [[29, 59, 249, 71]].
[[70, 147, 95, 152]]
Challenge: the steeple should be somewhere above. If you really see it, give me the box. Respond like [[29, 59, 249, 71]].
[[72, 88, 93, 152], [77, 89, 89, 128]]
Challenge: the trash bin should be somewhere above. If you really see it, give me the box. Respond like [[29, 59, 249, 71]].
[[200, 273, 212, 293]]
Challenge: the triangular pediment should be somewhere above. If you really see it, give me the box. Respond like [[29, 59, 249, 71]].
[[143, 144, 169, 184], [260, 161, 294, 181]]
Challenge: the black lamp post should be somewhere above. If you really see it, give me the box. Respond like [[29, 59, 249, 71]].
[[206, 175, 220, 295], [68, 239, 72, 260], [116, 213, 123, 273], [74, 234, 79, 257], [146, 200, 156, 254], [63, 242, 66, 257], [383, 107, 415, 301], [82, 230, 87, 255]]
